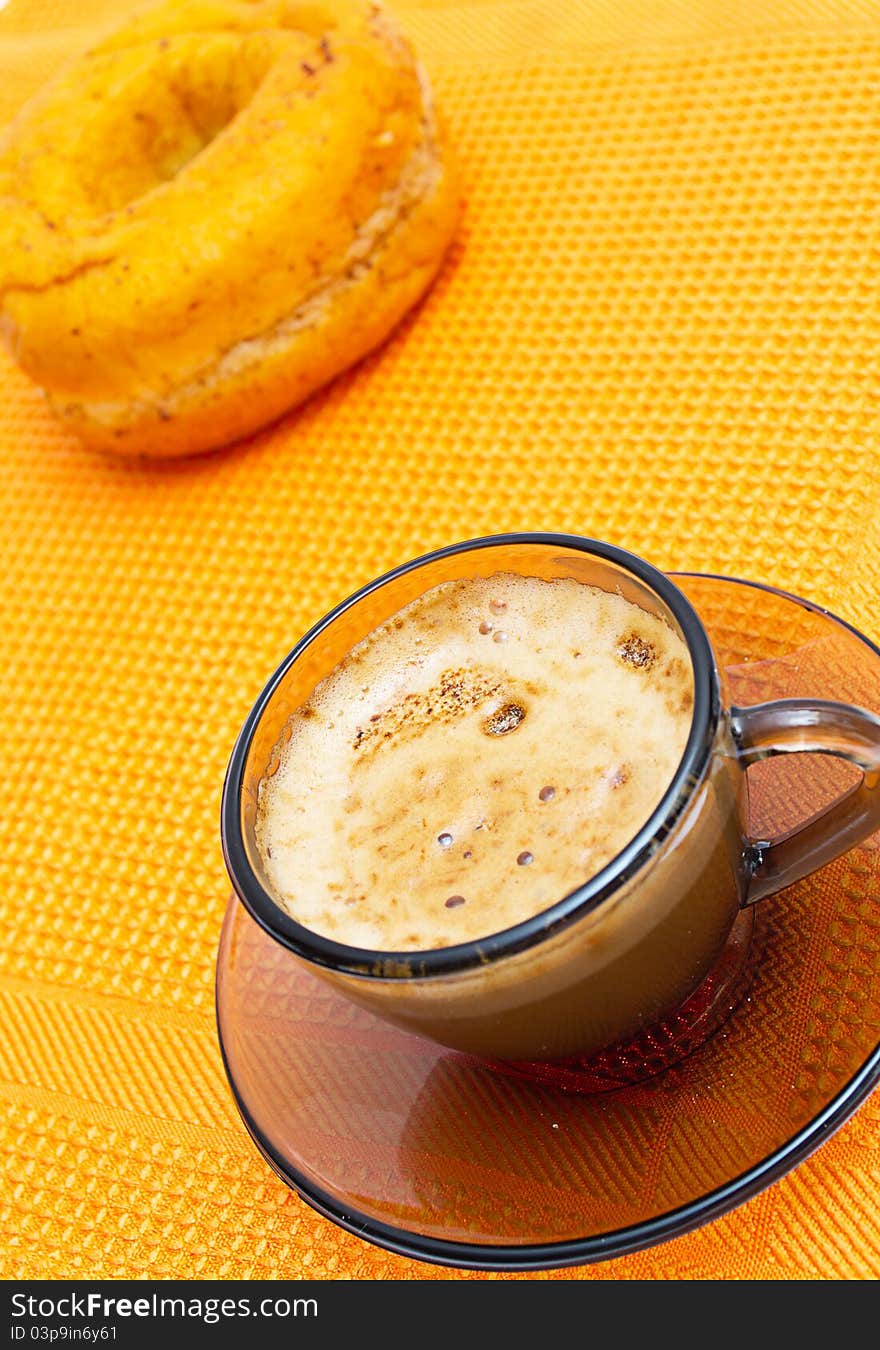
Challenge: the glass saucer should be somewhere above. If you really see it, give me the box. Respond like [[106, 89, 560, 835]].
[[216, 574, 880, 1270]]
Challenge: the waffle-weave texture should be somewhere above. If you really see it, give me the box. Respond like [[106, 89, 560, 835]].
[[1, 0, 879, 1280]]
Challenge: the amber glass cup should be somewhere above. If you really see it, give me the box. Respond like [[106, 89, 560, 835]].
[[221, 535, 880, 1064]]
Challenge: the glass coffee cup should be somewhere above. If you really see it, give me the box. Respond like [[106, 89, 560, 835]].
[[221, 534, 880, 1064]]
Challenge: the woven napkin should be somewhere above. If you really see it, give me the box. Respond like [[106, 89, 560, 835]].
[[1, 0, 878, 1279]]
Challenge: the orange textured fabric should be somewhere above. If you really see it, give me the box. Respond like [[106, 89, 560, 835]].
[[1, 0, 879, 1280]]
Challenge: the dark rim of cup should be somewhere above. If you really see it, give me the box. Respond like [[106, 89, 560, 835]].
[[220, 533, 721, 979]]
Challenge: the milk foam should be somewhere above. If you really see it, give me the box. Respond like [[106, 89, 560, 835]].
[[256, 574, 694, 950]]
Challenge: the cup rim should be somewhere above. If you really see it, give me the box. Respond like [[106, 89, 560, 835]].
[[220, 532, 721, 978]]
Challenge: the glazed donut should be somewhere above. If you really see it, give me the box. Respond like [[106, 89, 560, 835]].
[[0, 0, 459, 457]]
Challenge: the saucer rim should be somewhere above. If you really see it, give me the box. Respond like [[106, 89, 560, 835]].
[[216, 571, 880, 1271]]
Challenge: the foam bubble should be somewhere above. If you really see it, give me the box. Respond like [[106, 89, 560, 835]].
[[617, 633, 657, 670], [482, 703, 526, 736]]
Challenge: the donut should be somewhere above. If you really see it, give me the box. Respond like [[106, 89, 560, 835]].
[[0, 0, 459, 457]]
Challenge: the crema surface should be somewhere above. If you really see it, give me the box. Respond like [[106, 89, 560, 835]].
[[256, 574, 694, 950]]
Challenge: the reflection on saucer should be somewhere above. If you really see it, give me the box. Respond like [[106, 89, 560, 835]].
[[398, 1052, 662, 1241]]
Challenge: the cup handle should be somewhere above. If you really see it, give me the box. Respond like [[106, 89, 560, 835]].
[[730, 699, 880, 906]]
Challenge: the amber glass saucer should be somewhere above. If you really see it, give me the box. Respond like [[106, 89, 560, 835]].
[[216, 575, 880, 1270]]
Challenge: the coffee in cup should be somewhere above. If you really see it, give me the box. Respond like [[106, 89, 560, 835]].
[[256, 572, 694, 950], [223, 535, 880, 1063]]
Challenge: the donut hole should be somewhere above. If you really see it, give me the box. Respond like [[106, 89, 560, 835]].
[[84, 33, 277, 213]]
